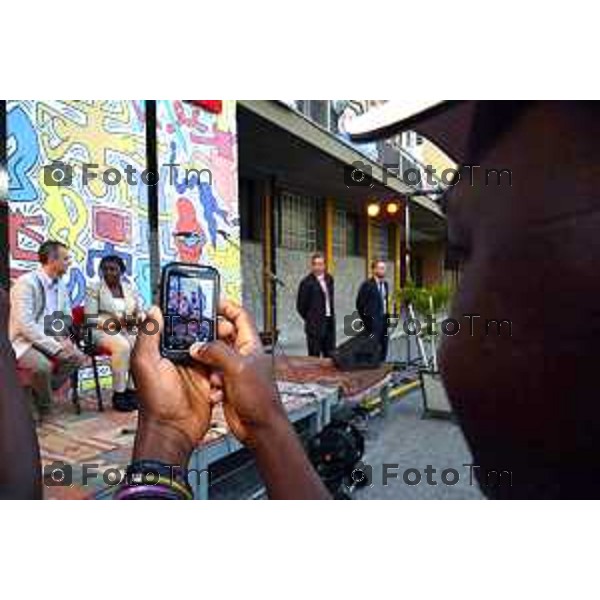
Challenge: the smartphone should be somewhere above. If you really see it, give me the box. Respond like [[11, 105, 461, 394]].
[[159, 262, 220, 363]]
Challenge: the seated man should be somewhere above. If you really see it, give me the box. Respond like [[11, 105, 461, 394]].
[[9, 240, 86, 417]]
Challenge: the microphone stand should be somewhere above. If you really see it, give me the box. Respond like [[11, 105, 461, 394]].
[[216, 231, 294, 374]]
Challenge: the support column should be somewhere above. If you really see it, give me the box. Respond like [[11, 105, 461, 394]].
[[145, 100, 161, 304], [325, 197, 334, 273], [262, 177, 275, 335], [401, 200, 410, 286], [394, 220, 402, 295], [0, 100, 7, 289], [366, 212, 373, 278]]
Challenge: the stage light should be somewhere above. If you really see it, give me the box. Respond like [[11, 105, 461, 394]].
[[386, 202, 399, 215], [367, 203, 380, 217]]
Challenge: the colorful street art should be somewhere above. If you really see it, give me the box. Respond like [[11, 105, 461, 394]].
[[7, 99, 241, 309], [156, 100, 240, 302], [7, 101, 151, 306]]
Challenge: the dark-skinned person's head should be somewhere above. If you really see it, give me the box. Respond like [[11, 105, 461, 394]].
[[350, 101, 600, 498], [99, 255, 126, 288]]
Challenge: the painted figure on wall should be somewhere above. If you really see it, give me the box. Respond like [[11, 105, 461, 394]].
[[7, 100, 151, 306], [157, 100, 241, 302]]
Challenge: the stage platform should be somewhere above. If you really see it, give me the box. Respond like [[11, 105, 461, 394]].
[[39, 356, 416, 499]]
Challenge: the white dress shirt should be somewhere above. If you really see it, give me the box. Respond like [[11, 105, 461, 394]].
[[317, 274, 332, 317], [378, 279, 388, 313]]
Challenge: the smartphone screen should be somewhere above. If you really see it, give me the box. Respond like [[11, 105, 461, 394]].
[[160, 263, 219, 361]]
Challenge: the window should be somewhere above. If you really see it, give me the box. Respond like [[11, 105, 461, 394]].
[[400, 153, 423, 189], [309, 101, 329, 129], [278, 191, 318, 251], [411, 256, 424, 287], [372, 223, 392, 261], [333, 209, 360, 257], [239, 178, 262, 242], [346, 213, 360, 256], [294, 100, 331, 130], [333, 209, 347, 256]]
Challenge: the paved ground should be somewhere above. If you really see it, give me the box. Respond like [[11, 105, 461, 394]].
[[354, 390, 484, 500]]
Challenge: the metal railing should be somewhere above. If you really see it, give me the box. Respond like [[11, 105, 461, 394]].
[[291, 100, 447, 195]]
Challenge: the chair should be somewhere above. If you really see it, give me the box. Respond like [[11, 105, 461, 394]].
[[70, 305, 111, 414]]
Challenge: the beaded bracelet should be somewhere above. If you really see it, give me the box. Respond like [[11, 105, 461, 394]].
[[115, 460, 194, 500], [126, 460, 189, 483], [114, 484, 182, 500]]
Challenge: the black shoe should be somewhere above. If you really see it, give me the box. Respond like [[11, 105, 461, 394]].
[[112, 391, 137, 412], [124, 389, 139, 411]]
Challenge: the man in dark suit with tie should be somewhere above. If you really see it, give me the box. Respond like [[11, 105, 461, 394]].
[[296, 252, 335, 357], [356, 258, 390, 362]]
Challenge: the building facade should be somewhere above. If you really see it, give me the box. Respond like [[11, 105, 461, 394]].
[[237, 100, 448, 354], [0, 99, 450, 357]]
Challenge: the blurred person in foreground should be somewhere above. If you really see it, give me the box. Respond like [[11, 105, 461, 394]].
[[347, 100, 600, 499], [0, 287, 42, 498]]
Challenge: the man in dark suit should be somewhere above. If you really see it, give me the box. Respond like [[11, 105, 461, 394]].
[[356, 258, 390, 362], [296, 252, 335, 357]]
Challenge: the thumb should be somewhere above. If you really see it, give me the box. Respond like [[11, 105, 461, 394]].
[[190, 340, 239, 374], [132, 305, 163, 360]]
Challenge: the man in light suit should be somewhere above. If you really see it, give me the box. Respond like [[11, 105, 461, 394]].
[[10, 240, 86, 415], [356, 258, 390, 362]]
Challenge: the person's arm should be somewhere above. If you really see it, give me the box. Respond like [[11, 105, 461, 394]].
[[191, 300, 331, 500], [11, 277, 62, 356], [0, 289, 42, 499], [296, 278, 309, 321], [85, 281, 114, 329], [356, 280, 367, 318], [129, 281, 147, 321], [250, 415, 330, 500]]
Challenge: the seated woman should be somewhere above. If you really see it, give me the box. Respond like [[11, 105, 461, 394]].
[[85, 255, 145, 412]]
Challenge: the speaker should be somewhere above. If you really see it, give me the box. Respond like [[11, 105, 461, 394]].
[[420, 370, 453, 419], [331, 332, 381, 371]]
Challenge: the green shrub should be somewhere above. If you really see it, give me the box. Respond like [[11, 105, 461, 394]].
[[395, 280, 454, 317]]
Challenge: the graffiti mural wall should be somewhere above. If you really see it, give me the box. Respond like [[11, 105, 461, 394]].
[[7, 100, 152, 306], [156, 100, 240, 302]]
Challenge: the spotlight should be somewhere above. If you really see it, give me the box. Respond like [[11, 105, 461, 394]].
[[386, 202, 399, 215], [367, 203, 380, 217]]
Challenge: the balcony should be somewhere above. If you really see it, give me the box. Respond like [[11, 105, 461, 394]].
[[290, 100, 445, 194]]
